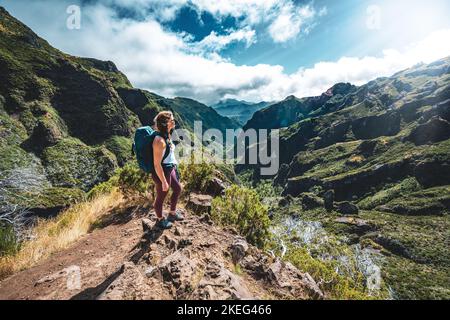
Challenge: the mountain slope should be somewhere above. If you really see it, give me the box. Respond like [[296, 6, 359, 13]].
[[241, 56, 450, 299], [243, 83, 357, 130], [0, 7, 238, 217]]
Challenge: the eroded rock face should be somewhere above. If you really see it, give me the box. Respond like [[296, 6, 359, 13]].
[[300, 193, 324, 210], [192, 259, 254, 300], [323, 190, 334, 212], [266, 259, 324, 300], [157, 251, 199, 299], [414, 160, 450, 188], [351, 112, 401, 140], [407, 116, 450, 145]]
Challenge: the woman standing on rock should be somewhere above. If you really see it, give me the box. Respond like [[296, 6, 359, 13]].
[[152, 111, 184, 229]]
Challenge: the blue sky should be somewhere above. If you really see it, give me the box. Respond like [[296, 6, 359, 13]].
[[2, 0, 450, 104]]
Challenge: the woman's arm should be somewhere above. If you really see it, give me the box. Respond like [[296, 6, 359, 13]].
[[153, 136, 169, 192]]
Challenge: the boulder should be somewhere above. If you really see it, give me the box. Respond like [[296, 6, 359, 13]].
[[141, 218, 153, 233], [229, 238, 249, 264], [336, 201, 359, 215], [266, 259, 324, 300], [186, 193, 213, 215], [204, 177, 226, 197]]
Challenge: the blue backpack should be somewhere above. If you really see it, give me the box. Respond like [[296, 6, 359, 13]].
[[132, 126, 170, 174]]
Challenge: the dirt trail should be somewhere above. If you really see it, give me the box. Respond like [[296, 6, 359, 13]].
[[0, 205, 146, 300], [0, 204, 324, 300]]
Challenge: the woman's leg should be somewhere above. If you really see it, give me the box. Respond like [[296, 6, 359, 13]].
[[151, 169, 171, 219], [168, 168, 182, 212]]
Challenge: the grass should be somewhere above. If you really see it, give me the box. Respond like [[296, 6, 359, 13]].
[[0, 189, 123, 280], [284, 246, 376, 300], [358, 177, 421, 210]]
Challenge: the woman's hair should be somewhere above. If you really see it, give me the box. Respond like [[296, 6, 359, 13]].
[[153, 111, 174, 137]]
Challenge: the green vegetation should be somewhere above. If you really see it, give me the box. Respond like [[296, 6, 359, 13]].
[[0, 223, 18, 256], [117, 162, 153, 200], [358, 177, 421, 210], [104, 135, 133, 166], [211, 185, 271, 248], [41, 138, 118, 191], [179, 159, 215, 195]]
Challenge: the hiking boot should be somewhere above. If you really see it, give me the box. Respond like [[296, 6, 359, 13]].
[[167, 210, 185, 222], [155, 218, 173, 229]]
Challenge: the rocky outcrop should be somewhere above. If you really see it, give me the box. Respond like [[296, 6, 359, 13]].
[[94, 208, 323, 300], [204, 177, 227, 197], [336, 202, 359, 215], [407, 116, 450, 145], [334, 217, 375, 235], [186, 193, 213, 215], [414, 160, 450, 188], [351, 112, 401, 140], [192, 259, 254, 300], [241, 254, 324, 299]]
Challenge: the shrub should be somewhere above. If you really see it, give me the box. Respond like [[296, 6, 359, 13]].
[[0, 222, 19, 256], [211, 185, 271, 248], [284, 245, 373, 300], [87, 168, 122, 200], [178, 159, 215, 195], [118, 162, 154, 200]]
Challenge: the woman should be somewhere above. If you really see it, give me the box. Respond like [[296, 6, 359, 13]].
[[152, 111, 184, 229]]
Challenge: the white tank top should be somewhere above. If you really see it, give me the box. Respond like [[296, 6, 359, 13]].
[[162, 140, 178, 165]]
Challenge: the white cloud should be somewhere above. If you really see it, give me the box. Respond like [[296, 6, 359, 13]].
[[3, 1, 450, 106], [193, 27, 256, 53], [268, 4, 320, 43], [94, 0, 324, 43]]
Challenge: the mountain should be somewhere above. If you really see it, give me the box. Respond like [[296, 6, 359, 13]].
[[211, 99, 273, 126], [243, 83, 357, 130], [240, 56, 450, 299], [0, 7, 237, 216]]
